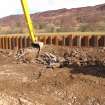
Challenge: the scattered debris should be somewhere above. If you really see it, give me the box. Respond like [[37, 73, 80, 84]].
[[15, 48, 38, 63]]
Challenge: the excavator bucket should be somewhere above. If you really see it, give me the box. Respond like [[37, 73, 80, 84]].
[[31, 42, 44, 50]]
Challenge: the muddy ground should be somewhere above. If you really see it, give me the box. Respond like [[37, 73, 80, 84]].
[[0, 45, 105, 105]]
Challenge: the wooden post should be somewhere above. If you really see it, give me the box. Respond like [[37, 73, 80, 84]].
[[2, 37, 5, 49], [55, 36, 58, 46], [9, 37, 12, 49], [50, 36, 52, 45], [77, 36, 81, 47], [43, 36, 46, 44], [20, 37, 23, 49], [24, 36, 27, 48], [62, 36, 65, 46], [5, 37, 8, 49], [0, 37, 1, 49]]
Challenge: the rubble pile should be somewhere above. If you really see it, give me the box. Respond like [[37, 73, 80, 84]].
[[1, 47, 105, 68], [15, 48, 38, 63], [37, 48, 105, 68], [36, 52, 62, 68], [36, 50, 88, 68], [63, 48, 88, 67]]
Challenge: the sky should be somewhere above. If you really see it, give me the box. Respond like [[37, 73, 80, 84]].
[[0, 0, 105, 18]]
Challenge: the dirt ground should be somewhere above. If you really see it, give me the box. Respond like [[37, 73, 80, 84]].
[[0, 45, 105, 105]]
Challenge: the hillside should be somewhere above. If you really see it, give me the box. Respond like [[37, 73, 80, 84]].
[[0, 3, 105, 33]]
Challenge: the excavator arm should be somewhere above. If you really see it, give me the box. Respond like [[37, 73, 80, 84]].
[[21, 0, 43, 50]]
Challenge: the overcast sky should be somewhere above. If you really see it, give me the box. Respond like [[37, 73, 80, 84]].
[[0, 0, 105, 18]]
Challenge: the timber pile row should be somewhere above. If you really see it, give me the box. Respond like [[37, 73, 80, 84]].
[[0, 32, 105, 49]]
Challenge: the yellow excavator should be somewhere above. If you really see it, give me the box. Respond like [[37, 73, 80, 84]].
[[21, 0, 43, 53]]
